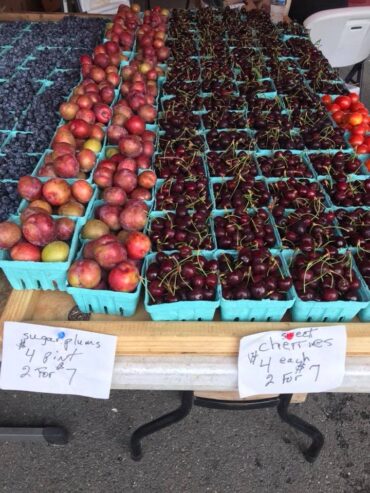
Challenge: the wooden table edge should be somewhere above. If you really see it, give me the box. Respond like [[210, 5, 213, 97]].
[[1, 290, 369, 356]]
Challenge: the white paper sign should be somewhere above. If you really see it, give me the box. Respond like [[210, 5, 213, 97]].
[[238, 325, 347, 398], [0, 322, 117, 399]]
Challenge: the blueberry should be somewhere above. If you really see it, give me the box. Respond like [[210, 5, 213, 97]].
[[0, 16, 107, 155], [2, 132, 50, 154], [0, 153, 40, 180], [0, 180, 20, 221]]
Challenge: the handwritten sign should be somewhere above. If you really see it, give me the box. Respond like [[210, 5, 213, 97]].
[[0, 322, 117, 399], [238, 325, 347, 398]]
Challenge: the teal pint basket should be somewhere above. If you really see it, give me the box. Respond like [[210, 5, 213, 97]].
[[148, 209, 216, 252], [283, 250, 369, 322], [291, 291, 368, 322], [66, 243, 142, 317], [144, 251, 220, 321], [67, 284, 141, 317], [18, 182, 98, 219], [0, 216, 83, 291], [217, 249, 295, 321], [359, 304, 370, 322], [356, 255, 370, 322]]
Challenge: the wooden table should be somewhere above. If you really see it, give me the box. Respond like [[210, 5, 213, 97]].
[[0, 9, 369, 461], [1, 288, 369, 393], [3, 287, 368, 461]]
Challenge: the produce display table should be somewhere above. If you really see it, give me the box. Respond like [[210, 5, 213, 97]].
[[1, 286, 370, 460], [0, 8, 370, 463], [1, 288, 370, 393]]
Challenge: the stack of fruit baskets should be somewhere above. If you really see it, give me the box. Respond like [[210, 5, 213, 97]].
[[0, 7, 369, 323]]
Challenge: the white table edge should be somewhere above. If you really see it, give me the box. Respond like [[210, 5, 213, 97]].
[[111, 355, 370, 392]]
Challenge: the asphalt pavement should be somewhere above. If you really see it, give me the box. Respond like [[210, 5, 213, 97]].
[[0, 390, 368, 492]]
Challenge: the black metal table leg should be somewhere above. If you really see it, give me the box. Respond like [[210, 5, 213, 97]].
[[130, 392, 325, 463], [345, 61, 363, 85], [345, 60, 365, 97], [130, 391, 194, 461], [358, 61, 365, 98], [0, 426, 68, 445], [194, 395, 280, 411], [277, 394, 324, 463]]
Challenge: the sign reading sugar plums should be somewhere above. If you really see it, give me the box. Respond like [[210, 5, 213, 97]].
[[238, 326, 347, 397], [0, 322, 116, 399]]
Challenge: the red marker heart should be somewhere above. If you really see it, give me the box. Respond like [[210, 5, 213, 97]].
[[285, 332, 294, 340]]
